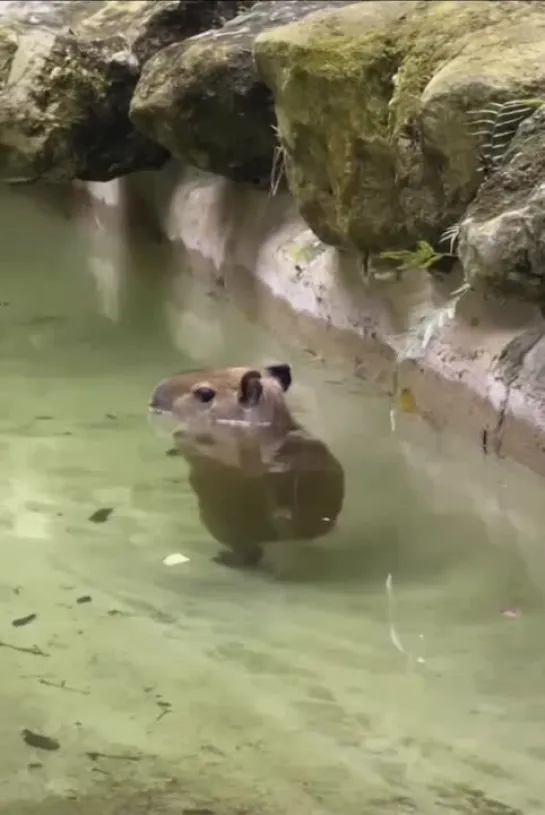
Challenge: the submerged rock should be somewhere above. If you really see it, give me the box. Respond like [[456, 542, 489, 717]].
[[0, 1, 253, 182], [130, 1, 353, 185], [458, 105, 545, 304], [253, 1, 545, 255]]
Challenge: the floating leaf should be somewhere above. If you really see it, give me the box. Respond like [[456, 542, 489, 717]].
[[163, 553, 190, 566], [397, 386, 418, 414]]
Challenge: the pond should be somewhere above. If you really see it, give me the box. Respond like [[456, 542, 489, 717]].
[[0, 182, 544, 815]]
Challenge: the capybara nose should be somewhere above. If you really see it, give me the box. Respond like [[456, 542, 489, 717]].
[[148, 380, 175, 414]]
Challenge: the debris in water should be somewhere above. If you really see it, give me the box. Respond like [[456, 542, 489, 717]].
[[385, 573, 426, 665], [21, 729, 60, 751], [85, 750, 141, 762], [76, 595, 92, 605], [38, 678, 89, 695], [156, 699, 172, 722], [12, 614, 37, 628], [389, 407, 397, 433], [0, 640, 49, 657], [500, 607, 521, 619], [163, 553, 190, 567], [88, 507, 114, 523]]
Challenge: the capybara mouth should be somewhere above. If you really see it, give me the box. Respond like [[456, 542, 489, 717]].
[[148, 406, 170, 416], [147, 406, 180, 440]]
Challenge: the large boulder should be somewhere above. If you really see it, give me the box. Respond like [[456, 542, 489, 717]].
[[0, 1, 253, 182], [130, 1, 355, 185], [0, 25, 167, 182], [253, 1, 545, 254], [458, 105, 545, 305]]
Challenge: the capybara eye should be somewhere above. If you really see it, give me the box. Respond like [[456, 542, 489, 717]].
[[193, 386, 216, 404]]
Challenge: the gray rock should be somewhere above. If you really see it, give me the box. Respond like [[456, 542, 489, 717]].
[[0, 1, 253, 182], [0, 1, 101, 31], [458, 105, 545, 304], [130, 1, 354, 185], [75, 1, 255, 65], [0, 25, 167, 182]]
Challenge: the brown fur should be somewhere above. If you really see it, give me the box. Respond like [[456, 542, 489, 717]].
[[148, 364, 345, 568]]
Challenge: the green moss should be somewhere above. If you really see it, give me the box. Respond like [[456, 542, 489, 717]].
[[388, 0, 541, 138], [255, 0, 545, 255], [256, 3, 411, 251], [0, 26, 19, 87]]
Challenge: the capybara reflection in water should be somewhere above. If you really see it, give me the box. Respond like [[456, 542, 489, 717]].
[[148, 364, 345, 568]]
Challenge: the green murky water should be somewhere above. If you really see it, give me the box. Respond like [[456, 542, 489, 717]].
[[0, 185, 544, 814]]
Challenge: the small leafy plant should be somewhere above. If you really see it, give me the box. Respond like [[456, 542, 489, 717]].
[[379, 240, 447, 273]]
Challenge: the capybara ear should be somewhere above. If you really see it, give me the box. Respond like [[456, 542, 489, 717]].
[[238, 370, 263, 406], [266, 363, 292, 392]]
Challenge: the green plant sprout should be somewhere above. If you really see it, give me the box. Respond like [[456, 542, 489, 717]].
[[379, 240, 446, 273]]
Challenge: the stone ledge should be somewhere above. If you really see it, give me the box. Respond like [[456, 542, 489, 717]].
[[80, 163, 545, 479]]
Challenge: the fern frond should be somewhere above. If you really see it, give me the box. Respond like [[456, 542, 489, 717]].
[[437, 223, 460, 257], [469, 97, 543, 177]]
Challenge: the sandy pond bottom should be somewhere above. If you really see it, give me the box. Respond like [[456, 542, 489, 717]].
[[0, 187, 543, 814]]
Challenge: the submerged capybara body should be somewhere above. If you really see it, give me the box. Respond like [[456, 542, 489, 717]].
[[148, 363, 345, 568]]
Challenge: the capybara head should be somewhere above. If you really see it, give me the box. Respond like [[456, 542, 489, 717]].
[[148, 363, 295, 436]]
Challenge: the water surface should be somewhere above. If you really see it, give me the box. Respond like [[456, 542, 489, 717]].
[[0, 185, 544, 814]]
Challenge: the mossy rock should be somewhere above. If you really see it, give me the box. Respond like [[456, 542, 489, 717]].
[[0, 1, 258, 182], [254, 0, 545, 254], [0, 1, 251, 182], [130, 0, 354, 185], [0, 26, 167, 182]]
